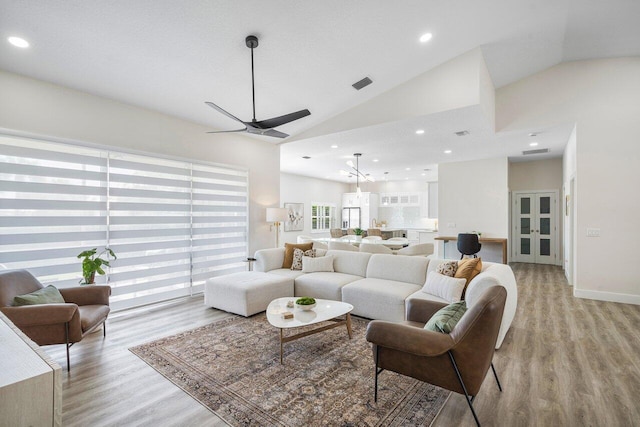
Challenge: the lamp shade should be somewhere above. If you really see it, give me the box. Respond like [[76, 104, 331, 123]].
[[266, 207, 288, 222]]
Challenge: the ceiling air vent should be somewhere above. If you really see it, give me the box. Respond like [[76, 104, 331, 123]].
[[455, 130, 470, 136], [352, 77, 373, 90], [522, 148, 549, 155]]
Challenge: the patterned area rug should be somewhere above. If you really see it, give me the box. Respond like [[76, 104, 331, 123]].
[[130, 314, 449, 426]]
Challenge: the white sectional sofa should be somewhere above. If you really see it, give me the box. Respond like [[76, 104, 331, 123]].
[[253, 248, 517, 349]]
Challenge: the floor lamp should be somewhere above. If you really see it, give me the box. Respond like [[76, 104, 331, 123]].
[[266, 207, 288, 248]]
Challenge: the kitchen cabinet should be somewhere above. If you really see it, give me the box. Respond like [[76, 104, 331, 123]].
[[380, 192, 421, 207], [418, 231, 437, 244], [342, 192, 378, 229]]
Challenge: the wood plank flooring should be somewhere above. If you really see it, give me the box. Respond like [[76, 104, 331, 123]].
[[44, 263, 640, 426]]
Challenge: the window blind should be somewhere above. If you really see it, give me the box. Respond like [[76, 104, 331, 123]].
[[0, 134, 248, 311]]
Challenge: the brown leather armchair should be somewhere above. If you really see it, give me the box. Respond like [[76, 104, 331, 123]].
[[0, 269, 111, 370], [365, 286, 507, 426]]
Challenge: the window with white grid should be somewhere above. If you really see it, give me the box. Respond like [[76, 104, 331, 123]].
[[311, 203, 335, 232], [0, 134, 248, 310]]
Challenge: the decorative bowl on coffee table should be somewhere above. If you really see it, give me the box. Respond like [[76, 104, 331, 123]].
[[295, 297, 316, 311]]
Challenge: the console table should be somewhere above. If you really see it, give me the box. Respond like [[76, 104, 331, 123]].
[[434, 236, 508, 264]]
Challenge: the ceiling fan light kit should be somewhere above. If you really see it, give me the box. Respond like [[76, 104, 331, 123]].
[[205, 35, 311, 138]]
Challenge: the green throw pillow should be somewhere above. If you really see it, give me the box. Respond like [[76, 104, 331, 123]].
[[424, 301, 467, 334], [12, 285, 65, 306]]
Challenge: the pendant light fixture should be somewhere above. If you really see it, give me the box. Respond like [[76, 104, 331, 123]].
[[341, 153, 374, 198]]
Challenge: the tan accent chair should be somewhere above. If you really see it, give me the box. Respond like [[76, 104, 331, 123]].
[[396, 243, 434, 256], [366, 286, 507, 426], [330, 228, 344, 238], [0, 269, 111, 370], [367, 228, 382, 237]]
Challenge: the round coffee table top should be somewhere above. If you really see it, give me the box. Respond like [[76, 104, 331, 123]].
[[266, 297, 353, 329]]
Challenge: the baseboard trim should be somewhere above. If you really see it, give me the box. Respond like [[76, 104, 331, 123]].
[[574, 289, 640, 305]]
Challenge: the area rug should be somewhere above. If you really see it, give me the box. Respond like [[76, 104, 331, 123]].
[[130, 314, 449, 426]]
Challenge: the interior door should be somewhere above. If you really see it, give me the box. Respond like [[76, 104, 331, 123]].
[[512, 192, 557, 264]]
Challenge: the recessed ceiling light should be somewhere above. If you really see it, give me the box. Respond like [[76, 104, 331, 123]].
[[373, 159, 379, 162], [405, 167, 411, 171], [444, 150, 452, 154], [405, 177, 409, 180], [8, 36, 29, 48], [415, 129, 425, 135], [331, 144, 338, 148], [419, 33, 433, 43], [529, 142, 539, 147], [421, 173, 426, 176], [302, 156, 311, 159]]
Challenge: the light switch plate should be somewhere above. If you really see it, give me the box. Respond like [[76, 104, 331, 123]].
[[586, 228, 600, 237]]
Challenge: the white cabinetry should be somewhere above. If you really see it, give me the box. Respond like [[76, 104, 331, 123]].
[[380, 192, 422, 207], [342, 192, 379, 229]]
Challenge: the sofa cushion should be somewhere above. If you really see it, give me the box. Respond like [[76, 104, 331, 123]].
[[302, 255, 334, 273], [294, 272, 362, 301], [291, 248, 316, 270], [325, 250, 372, 277], [436, 261, 458, 277], [283, 243, 313, 269], [342, 278, 421, 322], [455, 258, 483, 298], [366, 254, 429, 285], [12, 285, 65, 306], [424, 301, 467, 334], [267, 268, 306, 280], [422, 272, 466, 303]]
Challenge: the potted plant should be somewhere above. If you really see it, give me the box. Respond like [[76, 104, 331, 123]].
[[77, 248, 117, 285], [353, 228, 364, 242]]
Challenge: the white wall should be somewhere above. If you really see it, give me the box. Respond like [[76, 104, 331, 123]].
[[563, 126, 577, 282], [0, 70, 280, 255], [438, 157, 509, 262], [497, 57, 640, 304], [280, 173, 350, 244]]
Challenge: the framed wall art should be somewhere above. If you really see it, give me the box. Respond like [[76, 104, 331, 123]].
[[284, 203, 304, 232]]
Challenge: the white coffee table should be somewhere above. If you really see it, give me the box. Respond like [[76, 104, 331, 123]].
[[266, 298, 354, 364]]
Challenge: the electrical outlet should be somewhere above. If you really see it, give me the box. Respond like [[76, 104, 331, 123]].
[[586, 228, 600, 237], [447, 222, 456, 228]]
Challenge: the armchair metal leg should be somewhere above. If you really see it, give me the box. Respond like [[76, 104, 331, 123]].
[[491, 362, 502, 392], [448, 351, 481, 427], [103, 321, 106, 338], [65, 321, 71, 372]]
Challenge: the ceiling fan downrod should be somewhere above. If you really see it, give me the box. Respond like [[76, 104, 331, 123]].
[[246, 35, 259, 122]]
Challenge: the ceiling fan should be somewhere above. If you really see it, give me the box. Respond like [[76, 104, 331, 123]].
[[205, 35, 311, 138]]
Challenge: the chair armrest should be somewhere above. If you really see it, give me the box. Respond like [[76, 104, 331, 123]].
[[366, 320, 454, 357], [1, 304, 78, 326], [406, 298, 448, 323], [59, 285, 111, 306]]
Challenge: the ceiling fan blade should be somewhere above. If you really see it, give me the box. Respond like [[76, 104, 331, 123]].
[[206, 128, 247, 134], [253, 109, 311, 129], [246, 128, 289, 138], [205, 101, 246, 125]]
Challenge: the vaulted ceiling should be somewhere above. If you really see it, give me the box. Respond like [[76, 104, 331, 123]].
[[2, 0, 639, 181]]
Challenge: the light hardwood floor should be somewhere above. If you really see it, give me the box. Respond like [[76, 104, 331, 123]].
[[44, 263, 640, 426]]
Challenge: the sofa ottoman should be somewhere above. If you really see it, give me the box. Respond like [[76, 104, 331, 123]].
[[204, 272, 294, 316]]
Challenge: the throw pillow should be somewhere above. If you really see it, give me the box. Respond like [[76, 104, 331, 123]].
[[302, 255, 335, 273], [422, 272, 466, 303], [436, 261, 458, 277], [282, 242, 313, 269], [424, 301, 467, 334], [291, 248, 316, 270], [12, 285, 65, 306], [455, 257, 483, 299]]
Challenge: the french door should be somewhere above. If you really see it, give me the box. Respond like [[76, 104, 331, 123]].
[[512, 191, 558, 264]]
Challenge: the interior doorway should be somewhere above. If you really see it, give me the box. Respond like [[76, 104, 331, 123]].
[[511, 191, 559, 265]]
